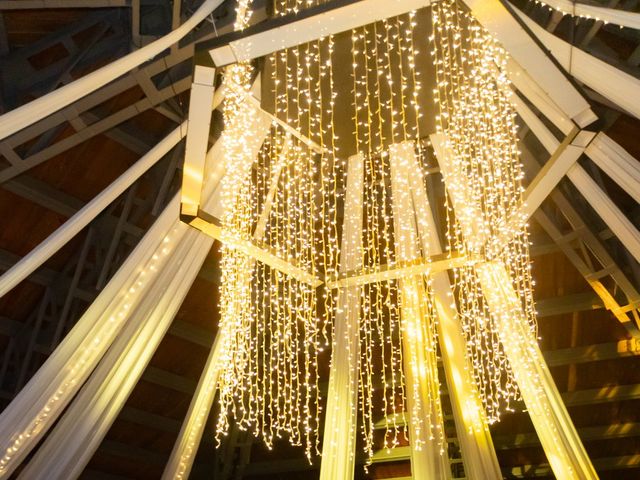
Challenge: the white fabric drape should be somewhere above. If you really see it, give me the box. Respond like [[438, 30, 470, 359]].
[[20, 227, 213, 479], [535, 0, 640, 30], [389, 144, 451, 480], [462, 0, 595, 126], [161, 105, 272, 480], [399, 143, 502, 479], [514, 7, 640, 121], [319, 154, 364, 480], [9, 93, 270, 478], [0, 0, 223, 141], [431, 132, 598, 480], [0, 122, 186, 298], [0, 191, 186, 477], [585, 132, 640, 204], [476, 262, 598, 480]]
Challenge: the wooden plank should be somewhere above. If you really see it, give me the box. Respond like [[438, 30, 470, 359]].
[[324, 253, 471, 290], [186, 216, 322, 288]]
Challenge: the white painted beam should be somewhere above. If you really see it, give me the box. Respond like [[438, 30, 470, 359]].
[[513, 6, 640, 121], [512, 98, 640, 264], [181, 65, 216, 217], [207, 0, 431, 66], [462, 0, 596, 127], [0, 0, 225, 140]]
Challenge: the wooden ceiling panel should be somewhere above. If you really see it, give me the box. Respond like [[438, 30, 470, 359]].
[[27, 133, 139, 202], [2, 9, 95, 48], [83, 449, 164, 480], [123, 379, 193, 421], [148, 331, 211, 382], [104, 418, 177, 454], [174, 274, 220, 333], [573, 357, 640, 391]]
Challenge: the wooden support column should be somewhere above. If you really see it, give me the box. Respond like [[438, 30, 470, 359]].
[[399, 142, 502, 479], [388, 144, 450, 480], [181, 65, 216, 217], [319, 153, 364, 480]]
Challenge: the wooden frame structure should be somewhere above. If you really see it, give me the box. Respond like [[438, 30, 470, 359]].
[[0, 0, 639, 478]]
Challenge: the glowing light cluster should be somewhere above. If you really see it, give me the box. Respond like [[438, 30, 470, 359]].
[[214, 0, 342, 461], [430, 0, 537, 422], [348, 13, 447, 465]]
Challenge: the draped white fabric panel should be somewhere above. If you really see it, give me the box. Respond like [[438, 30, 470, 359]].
[[0, 123, 186, 298], [514, 7, 640, 121], [20, 228, 213, 479], [536, 0, 640, 30], [0, 191, 185, 478], [402, 143, 502, 479], [431, 132, 598, 480], [0, 0, 224, 140], [13, 94, 272, 478], [389, 144, 451, 479], [320, 154, 364, 480], [476, 262, 598, 480], [585, 132, 640, 204], [512, 98, 640, 263]]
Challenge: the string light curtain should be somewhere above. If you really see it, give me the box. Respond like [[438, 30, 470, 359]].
[[214, 0, 341, 461], [348, 7, 440, 465], [430, 0, 536, 422]]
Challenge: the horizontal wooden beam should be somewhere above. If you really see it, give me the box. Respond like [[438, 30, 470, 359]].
[[0, 0, 129, 8], [201, 0, 431, 67], [544, 339, 640, 367], [118, 406, 182, 434], [325, 253, 471, 290], [494, 422, 640, 450], [184, 214, 323, 288], [535, 292, 604, 318], [141, 366, 197, 395]]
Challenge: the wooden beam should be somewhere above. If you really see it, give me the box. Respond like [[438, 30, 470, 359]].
[[119, 406, 181, 434], [535, 292, 604, 318], [0, 0, 130, 8], [167, 321, 214, 349], [563, 383, 640, 406], [203, 0, 431, 67], [494, 422, 640, 450], [543, 339, 640, 367], [185, 215, 322, 288], [141, 366, 197, 394], [324, 253, 471, 290], [100, 440, 167, 466]]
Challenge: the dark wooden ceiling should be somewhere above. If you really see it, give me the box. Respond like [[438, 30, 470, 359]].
[[1, 0, 640, 479]]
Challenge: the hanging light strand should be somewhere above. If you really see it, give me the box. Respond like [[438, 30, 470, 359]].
[[430, 0, 537, 422]]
